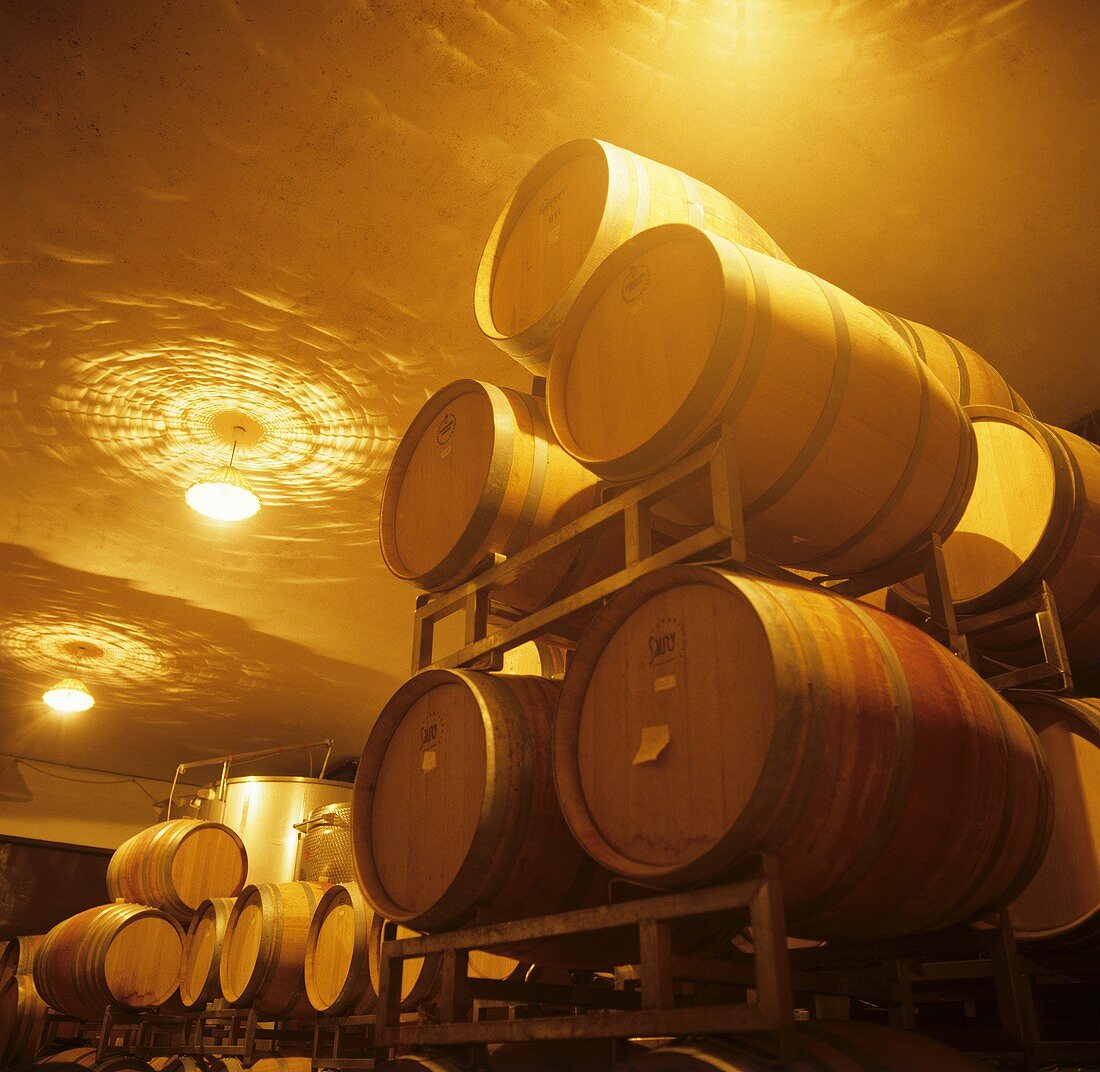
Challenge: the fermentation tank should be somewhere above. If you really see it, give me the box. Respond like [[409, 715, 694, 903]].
[[294, 801, 354, 884], [196, 776, 352, 886]]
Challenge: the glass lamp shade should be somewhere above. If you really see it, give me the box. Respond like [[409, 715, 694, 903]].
[[42, 677, 95, 713], [186, 465, 261, 521]]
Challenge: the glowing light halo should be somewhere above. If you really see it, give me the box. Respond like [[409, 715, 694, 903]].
[[42, 676, 95, 713], [186, 464, 262, 522]]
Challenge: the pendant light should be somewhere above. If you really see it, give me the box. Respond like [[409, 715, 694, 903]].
[[43, 644, 95, 713], [186, 425, 261, 521]]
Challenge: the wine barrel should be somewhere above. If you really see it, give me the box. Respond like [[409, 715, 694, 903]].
[[1005, 692, 1100, 952], [554, 566, 1052, 941], [380, 380, 618, 614], [0, 934, 44, 987], [377, 1054, 471, 1072], [178, 896, 235, 1010], [476, 138, 791, 375], [219, 881, 324, 1019], [893, 408, 1100, 674], [489, 1040, 628, 1070], [500, 638, 570, 678], [546, 224, 976, 581], [364, 912, 523, 1014], [620, 1022, 993, 1070], [205, 1062, 309, 1072], [353, 672, 603, 937], [106, 819, 248, 922], [874, 310, 1031, 414], [305, 882, 376, 1015], [39, 1050, 155, 1070], [33, 904, 183, 1022], [148, 1058, 208, 1072], [0, 974, 49, 1064], [366, 916, 441, 1013]]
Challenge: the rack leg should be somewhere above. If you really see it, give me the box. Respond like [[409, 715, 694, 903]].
[[922, 534, 970, 662], [990, 913, 1040, 1049], [440, 947, 471, 1022], [639, 920, 674, 1010], [889, 959, 917, 1031], [748, 868, 794, 1033]]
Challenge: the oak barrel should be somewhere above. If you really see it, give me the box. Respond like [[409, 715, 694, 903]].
[[209, 1061, 310, 1072], [365, 914, 523, 1014], [0, 974, 49, 1065], [0, 934, 43, 988], [305, 882, 377, 1015], [353, 671, 603, 942], [380, 379, 617, 614], [106, 819, 248, 922], [148, 1059, 208, 1072], [620, 1022, 993, 1070], [500, 638, 570, 678], [33, 903, 183, 1022], [489, 1040, 628, 1070], [874, 310, 1031, 414], [476, 138, 790, 376], [39, 1050, 154, 1070], [376, 1054, 470, 1072], [366, 916, 441, 1013], [178, 896, 235, 1010], [1005, 692, 1100, 952], [894, 407, 1100, 673], [553, 566, 1052, 941], [219, 881, 324, 1019], [546, 224, 976, 581]]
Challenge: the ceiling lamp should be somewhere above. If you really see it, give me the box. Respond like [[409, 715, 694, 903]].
[[42, 676, 95, 713], [186, 426, 261, 521]]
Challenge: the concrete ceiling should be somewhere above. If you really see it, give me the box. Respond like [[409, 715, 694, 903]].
[[2, 0, 1097, 780]]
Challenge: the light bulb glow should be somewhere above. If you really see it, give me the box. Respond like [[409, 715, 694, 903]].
[[186, 465, 261, 521], [43, 677, 95, 713]]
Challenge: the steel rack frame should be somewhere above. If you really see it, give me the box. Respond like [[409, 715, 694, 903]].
[[35, 1011, 96, 1058], [409, 419, 1073, 697], [368, 856, 794, 1064], [312, 1013, 377, 1070], [97, 1008, 190, 1060], [188, 1004, 315, 1062], [410, 421, 746, 674]]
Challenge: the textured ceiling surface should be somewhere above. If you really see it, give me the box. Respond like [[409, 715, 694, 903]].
[[1, 0, 1097, 780]]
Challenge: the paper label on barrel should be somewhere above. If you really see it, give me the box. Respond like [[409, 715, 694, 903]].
[[633, 724, 670, 765], [654, 674, 677, 692], [421, 751, 436, 773]]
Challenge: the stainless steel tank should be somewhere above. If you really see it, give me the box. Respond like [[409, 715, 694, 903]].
[[295, 802, 354, 883], [196, 776, 352, 885]]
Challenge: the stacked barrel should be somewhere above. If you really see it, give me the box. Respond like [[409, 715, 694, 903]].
[[360, 137, 1099, 1047], [0, 935, 48, 1065], [7, 818, 246, 1060]]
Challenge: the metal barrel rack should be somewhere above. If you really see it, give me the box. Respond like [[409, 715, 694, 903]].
[[410, 421, 1074, 699], [369, 855, 794, 1065]]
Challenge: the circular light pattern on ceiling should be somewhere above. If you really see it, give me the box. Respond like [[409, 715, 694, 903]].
[[0, 285, 438, 522], [1, 617, 170, 685], [53, 339, 397, 507]]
